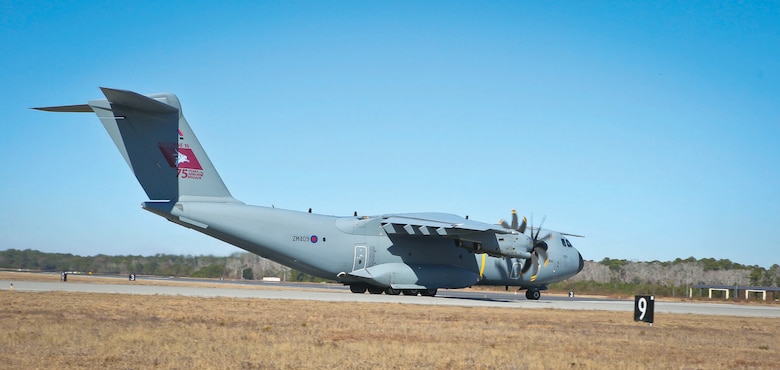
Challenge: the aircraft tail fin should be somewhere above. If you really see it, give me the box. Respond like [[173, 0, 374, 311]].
[[36, 87, 240, 204]]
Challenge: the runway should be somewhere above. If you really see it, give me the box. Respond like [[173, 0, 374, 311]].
[[3, 275, 779, 318]]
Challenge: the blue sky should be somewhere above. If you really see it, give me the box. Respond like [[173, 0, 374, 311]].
[[1, 1, 778, 267]]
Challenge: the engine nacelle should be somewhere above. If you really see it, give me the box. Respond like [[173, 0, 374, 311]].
[[492, 233, 533, 259], [455, 233, 533, 259]]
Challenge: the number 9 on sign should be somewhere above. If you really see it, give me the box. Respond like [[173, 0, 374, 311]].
[[634, 295, 654, 324]]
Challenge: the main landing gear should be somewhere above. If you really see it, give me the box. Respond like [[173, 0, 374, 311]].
[[349, 284, 367, 293], [525, 289, 541, 300], [349, 284, 437, 297]]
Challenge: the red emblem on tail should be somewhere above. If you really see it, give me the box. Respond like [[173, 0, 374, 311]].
[[159, 145, 203, 170]]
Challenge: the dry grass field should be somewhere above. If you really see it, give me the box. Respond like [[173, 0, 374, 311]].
[[1, 286, 778, 370]]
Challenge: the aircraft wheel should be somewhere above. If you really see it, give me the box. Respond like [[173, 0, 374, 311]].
[[367, 286, 384, 294], [402, 289, 419, 296], [385, 287, 401, 295], [420, 288, 438, 297], [526, 289, 541, 300], [349, 284, 367, 294]]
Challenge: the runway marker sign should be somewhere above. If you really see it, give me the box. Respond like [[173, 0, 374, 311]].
[[634, 295, 655, 324]]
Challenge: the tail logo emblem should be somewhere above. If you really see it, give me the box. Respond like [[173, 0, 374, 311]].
[[159, 143, 204, 179], [176, 150, 190, 166], [159, 145, 202, 170]]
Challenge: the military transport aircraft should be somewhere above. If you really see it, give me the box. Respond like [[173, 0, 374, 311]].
[[35, 88, 584, 299]]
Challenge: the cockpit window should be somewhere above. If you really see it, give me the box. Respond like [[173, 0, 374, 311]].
[[562, 238, 573, 248]]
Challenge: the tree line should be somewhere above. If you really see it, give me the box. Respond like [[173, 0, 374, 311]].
[[0, 249, 292, 280], [549, 257, 780, 298], [577, 257, 779, 287], [1, 249, 777, 289]]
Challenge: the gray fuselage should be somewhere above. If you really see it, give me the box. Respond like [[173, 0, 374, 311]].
[[144, 201, 584, 290]]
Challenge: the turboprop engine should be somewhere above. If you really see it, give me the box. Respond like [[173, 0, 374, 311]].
[[493, 233, 533, 259]]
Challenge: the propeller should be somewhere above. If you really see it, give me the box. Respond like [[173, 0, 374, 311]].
[[520, 215, 550, 282], [498, 209, 527, 234], [498, 210, 551, 281]]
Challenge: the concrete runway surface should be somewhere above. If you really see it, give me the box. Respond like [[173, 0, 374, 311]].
[[2, 276, 778, 318]]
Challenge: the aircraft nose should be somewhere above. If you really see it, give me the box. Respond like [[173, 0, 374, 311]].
[[577, 251, 584, 273]]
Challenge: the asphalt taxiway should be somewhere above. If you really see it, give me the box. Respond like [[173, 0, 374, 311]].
[[3, 275, 778, 318]]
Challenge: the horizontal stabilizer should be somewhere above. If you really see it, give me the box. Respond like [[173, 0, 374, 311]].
[[33, 104, 93, 113], [100, 87, 178, 113]]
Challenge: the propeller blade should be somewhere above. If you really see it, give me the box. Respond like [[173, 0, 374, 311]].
[[530, 255, 539, 282], [518, 216, 527, 234], [535, 241, 549, 267], [521, 253, 536, 274], [520, 259, 531, 274], [511, 209, 518, 230], [499, 219, 511, 229], [534, 215, 546, 240]]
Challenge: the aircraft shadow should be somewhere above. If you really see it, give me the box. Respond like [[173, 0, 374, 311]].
[[437, 294, 524, 303]]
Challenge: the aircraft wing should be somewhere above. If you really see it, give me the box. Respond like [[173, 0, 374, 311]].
[[380, 213, 510, 238], [380, 212, 535, 259]]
